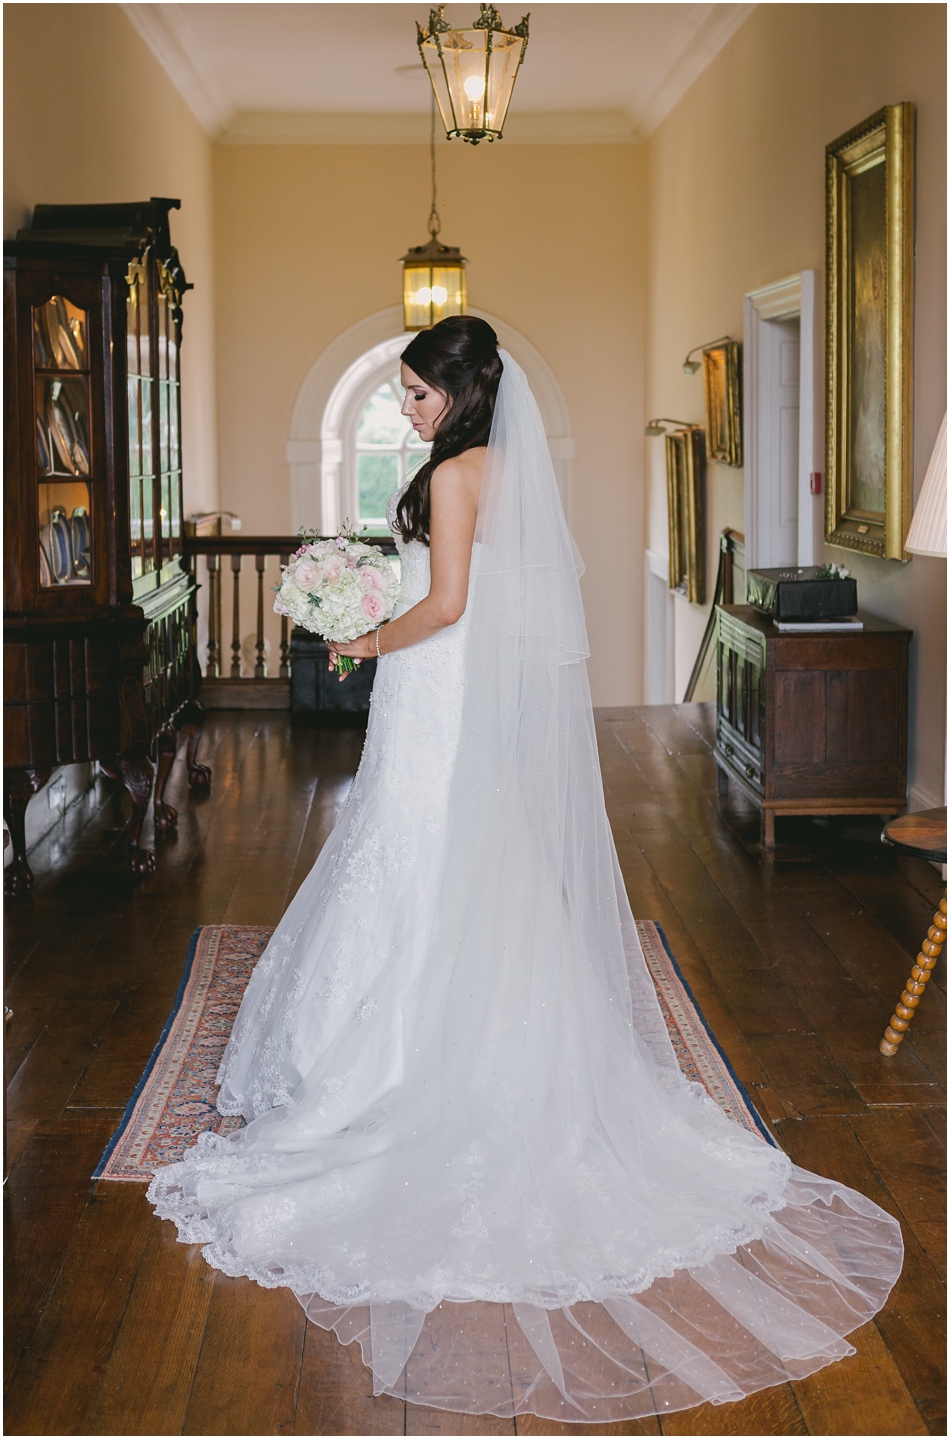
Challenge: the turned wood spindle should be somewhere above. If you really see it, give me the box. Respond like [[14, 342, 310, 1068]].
[[205, 553, 220, 677], [230, 553, 242, 678], [279, 553, 290, 678], [254, 553, 267, 678], [880, 894, 947, 1056]]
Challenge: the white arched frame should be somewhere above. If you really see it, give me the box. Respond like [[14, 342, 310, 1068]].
[[286, 306, 574, 534]]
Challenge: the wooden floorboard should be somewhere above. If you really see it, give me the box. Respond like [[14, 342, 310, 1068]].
[[4, 707, 945, 1435]]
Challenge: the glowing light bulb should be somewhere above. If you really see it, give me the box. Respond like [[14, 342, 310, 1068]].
[[159, 507, 167, 518], [430, 285, 448, 305], [413, 286, 432, 306], [463, 74, 485, 101]]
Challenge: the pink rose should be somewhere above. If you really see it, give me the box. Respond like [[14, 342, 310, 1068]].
[[273, 592, 292, 618], [361, 566, 385, 590], [323, 555, 343, 582], [362, 591, 385, 622], [346, 556, 358, 569], [294, 558, 321, 593]]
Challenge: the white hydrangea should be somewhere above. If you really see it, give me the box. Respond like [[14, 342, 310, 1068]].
[[273, 534, 400, 646]]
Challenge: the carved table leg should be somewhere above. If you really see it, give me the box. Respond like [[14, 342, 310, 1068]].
[[880, 893, 947, 1056], [100, 755, 156, 876], [153, 724, 179, 831], [3, 768, 52, 897], [184, 699, 211, 790]]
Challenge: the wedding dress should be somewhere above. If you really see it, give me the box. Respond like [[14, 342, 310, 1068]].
[[149, 353, 902, 1423]]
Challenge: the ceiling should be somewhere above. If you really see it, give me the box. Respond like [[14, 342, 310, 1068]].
[[123, 2, 755, 143]]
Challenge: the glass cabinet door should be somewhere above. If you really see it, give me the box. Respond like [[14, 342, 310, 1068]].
[[156, 271, 182, 564], [32, 295, 93, 587], [126, 258, 156, 579]]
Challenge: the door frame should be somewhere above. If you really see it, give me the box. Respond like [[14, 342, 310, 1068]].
[[743, 271, 823, 568]]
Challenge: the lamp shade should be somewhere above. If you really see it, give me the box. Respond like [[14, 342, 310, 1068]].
[[905, 412, 947, 557], [418, 5, 529, 144], [400, 236, 467, 332]]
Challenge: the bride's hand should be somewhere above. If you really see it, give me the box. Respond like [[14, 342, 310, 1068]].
[[328, 631, 377, 679]]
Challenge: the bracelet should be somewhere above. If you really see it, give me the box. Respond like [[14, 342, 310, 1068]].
[[376, 625, 383, 658]]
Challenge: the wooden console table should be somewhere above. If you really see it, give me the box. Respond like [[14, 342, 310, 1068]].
[[714, 606, 911, 848]]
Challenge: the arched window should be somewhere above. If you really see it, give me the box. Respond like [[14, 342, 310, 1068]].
[[288, 308, 572, 537], [354, 371, 429, 534]]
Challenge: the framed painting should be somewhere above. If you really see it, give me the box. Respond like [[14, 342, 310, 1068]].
[[665, 427, 705, 604], [826, 103, 915, 560], [702, 341, 742, 466]]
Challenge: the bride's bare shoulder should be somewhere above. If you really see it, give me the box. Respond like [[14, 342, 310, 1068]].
[[430, 447, 487, 506]]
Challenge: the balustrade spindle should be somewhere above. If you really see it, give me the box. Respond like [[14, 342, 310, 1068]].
[[205, 554, 220, 677], [230, 554, 242, 678], [279, 553, 290, 678], [255, 554, 267, 678]]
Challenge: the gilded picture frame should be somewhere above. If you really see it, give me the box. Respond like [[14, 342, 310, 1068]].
[[825, 102, 915, 560], [701, 341, 742, 466], [665, 427, 705, 604]]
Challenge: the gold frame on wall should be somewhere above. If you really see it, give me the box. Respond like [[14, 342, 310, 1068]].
[[702, 341, 742, 466], [826, 102, 915, 560], [665, 427, 705, 604]]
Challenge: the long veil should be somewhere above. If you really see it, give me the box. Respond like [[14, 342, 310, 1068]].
[[150, 352, 902, 1422]]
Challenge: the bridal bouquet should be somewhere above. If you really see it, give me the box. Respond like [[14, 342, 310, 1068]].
[[274, 529, 400, 675]]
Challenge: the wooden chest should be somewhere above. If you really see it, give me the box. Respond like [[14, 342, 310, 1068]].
[[715, 604, 911, 847]]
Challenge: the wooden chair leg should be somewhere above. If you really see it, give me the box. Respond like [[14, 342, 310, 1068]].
[[880, 893, 947, 1056]]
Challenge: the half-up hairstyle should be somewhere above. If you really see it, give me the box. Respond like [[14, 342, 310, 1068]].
[[397, 316, 502, 545]]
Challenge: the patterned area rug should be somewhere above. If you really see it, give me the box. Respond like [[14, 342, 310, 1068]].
[[94, 921, 773, 1182]]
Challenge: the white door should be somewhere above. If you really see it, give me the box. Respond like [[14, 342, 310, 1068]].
[[744, 272, 822, 571], [762, 316, 801, 568]]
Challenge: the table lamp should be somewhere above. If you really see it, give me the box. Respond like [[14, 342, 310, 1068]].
[[906, 413, 947, 557]]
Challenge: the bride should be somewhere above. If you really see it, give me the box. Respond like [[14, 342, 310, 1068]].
[[149, 317, 902, 1423]]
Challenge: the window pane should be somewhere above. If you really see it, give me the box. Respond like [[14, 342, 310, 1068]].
[[358, 452, 399, 521], [357, 383, 409, 445]]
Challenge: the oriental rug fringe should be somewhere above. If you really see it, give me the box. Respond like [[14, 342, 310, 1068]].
[[94, 921, 773, 1182]]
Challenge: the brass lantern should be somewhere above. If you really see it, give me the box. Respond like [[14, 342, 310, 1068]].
[[418, 4, 530, 145], [400, 99, 468, 330], [400, 234, 468, 332]]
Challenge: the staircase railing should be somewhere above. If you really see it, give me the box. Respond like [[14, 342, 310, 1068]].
[[183, 534, 396, 707]]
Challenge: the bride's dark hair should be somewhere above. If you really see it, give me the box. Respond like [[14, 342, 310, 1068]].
[[396, 315, 502, 545]]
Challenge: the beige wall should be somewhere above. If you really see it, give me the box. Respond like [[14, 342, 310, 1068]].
[[645, 2, 947, 806], [3, 3, 219, 514], [213, 141, 646, 705]]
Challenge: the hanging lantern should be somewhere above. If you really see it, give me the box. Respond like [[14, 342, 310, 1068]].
[[400, 235, 468, 332], [400, 98, 468, 330], [417, 4, 530, 145]]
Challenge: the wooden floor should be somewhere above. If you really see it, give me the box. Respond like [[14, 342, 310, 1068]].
[[4, 705, 945, 1437]]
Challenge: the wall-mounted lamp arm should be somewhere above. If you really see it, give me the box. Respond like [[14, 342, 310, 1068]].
[[682, 335, 735, 374], [644, 417, 694, 436]]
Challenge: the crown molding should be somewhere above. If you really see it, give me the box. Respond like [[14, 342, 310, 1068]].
[[121, 3, 233, 137], [220, 110, 640, 147], [635, 3, 757, 138]]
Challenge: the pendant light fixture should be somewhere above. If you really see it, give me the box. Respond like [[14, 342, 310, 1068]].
[[417, 4, 530, 145], [400, 98, 468, 331]]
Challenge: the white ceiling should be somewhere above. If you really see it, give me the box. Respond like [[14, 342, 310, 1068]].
[[123, 2, 755, 143]]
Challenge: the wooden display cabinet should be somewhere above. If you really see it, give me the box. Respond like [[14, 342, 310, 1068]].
[[715, 605, 910, 848], [4, 199, 209, 895]]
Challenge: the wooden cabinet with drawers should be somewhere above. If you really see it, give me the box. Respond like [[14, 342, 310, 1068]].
[[715, 605, 911, 847]]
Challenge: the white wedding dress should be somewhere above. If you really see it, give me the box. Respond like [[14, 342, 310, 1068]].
[[149, 354, 902, 1423]]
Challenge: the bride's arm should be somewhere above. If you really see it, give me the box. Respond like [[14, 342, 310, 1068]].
[[330, 454, 481, 666]]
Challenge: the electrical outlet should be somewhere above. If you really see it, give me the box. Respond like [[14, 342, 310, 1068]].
[[48, 776, 67, 813]]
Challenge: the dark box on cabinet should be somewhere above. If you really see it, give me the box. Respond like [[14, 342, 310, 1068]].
[[746, 567, 858, 621], [290, 628, 376, 722]]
